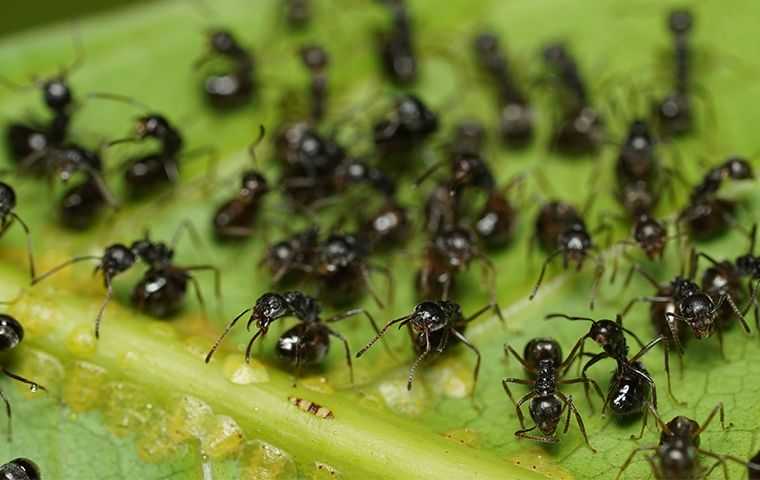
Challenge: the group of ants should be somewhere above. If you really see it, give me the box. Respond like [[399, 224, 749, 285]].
[[0, 2, 760, 479]]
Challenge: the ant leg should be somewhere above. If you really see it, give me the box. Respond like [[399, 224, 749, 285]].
[[616, 313, 646, 348], [561, 375, 605, 410], [3, 368, 46, 393], [364, 264, 393, 308], [204, 307, 252, 363], [621, 295, 671, 319], [715, 327, 726, 359], [504, 345, 531, 371], [9, 213, 36, 281], [558, 334, 587, 377], [326, 327, 353, 384], [501, 379, 534, 429], [720, 293, 751, 333], [529, 249, 564, 301], [171, 219, 204, 252], [464, 302, 498, 324], [244, 328, 267, 363], [588, 253, 605, 310], [186, 274, 209, 321], [450, 328, 480, 394], [356, 315, 410, 358], [664, 312, 685, 354], [475, 253, 504, 322], [0, 388, 11, 442], [515, 428, 559, 444], [696, 402, 727, 435], [94, 277, 114, 339], [557, 393, 596, 453], [576, 353, 608, 409], [406, 329, 431, 391], [632, 401, 651, 440], [615, 447, 657, 480]]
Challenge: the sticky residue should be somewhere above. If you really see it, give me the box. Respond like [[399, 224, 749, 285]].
[[300, 376, 334, 394], [422, 356, 474, 399], [311, 461, 342, 479], [7, 289, 61, 337], [510, 449, 575, 480], [167, 395, 215, 443], [136, 406, 178, 463], [11, 348, 64, 398], [202, 415, 245, 460], [240, 440, 297, 480], [223, 354, 270, 385], [442, 428, 481, 448], [65, 324, 97, 358], [103, 381, 153, 437], [62, 361, 108, 412], [376, 376, 429, 416]]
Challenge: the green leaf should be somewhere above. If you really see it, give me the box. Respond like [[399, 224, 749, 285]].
[[1, 0, 759, 479]]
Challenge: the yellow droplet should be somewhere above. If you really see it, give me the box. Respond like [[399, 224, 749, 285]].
[[167, 395, 214, 443], [311, 462, 342, 479], [422, 356, 473, 399], [376, 375, 428, 416], [300, 376, 334, 394], [202, 415, 245, 460], [8, 290, 61, 338], [11, 348, 63, 398], [222, 355, 270, 385], [63, 361, 108, 412], [442, 428, 480, 448], [241, 440, 297, 480], [137, 407, 178, 463], [65, 324, 97, 358], [103, 381, 151, 437]]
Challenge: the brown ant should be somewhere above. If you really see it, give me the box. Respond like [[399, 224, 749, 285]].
[[376, 0, 417, 84], [542, 43, 604, 155], [0, 457, 40, 480], [530, 200, 605, 309], [300, 45, 329, 123], [679, 156, 755, 241], [617, 403, 754, 479], [357, 301, 497, 392], [205, 291, 381, 383], [502, 336, 601, 452], [0, 314, 47, 441], [0, 182, 36, 280], [652, 9, 695, 138], [194, 29, 255, 109], [473, 32, 534, 146], [373, 94, 439, 156]]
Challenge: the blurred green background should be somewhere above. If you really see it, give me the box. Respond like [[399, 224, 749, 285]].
[[1, 0, 153, 36]]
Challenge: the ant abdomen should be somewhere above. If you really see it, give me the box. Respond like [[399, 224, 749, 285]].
[[0, 458, 40, 480], [276, 322, 330, 366]]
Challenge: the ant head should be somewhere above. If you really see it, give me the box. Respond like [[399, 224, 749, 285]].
[[559, 224, 591, 254], [542, 43, 570, 66], [135, 114, 171, 140], [208, 30, 239, 55], [395, 94, 438, 134], [665, 415, 701, 442], [101, 243, 138, 276], [531, 396, 563, 434], [452, 120, 486, 154], [451, 152, 494, 190], [0, 314, 24, 352], [523, 337, 562, 371], [657, 93, 692, 129], [408, 301, 451, 334], [736, 254, 757, 276], [2, 458, 40, 480], [240, 170, 269, 196], [724, 156, 754, 180], [300, 45, 329, 71], [42, 77, 73, 112], [252, 293, 291, 330], [473, 32, 499, 57], [627, 120, 654, 148], [500, 103, 535, 145], [0, 182, 17, 215], [668, 9, 693, 35], [588, 319, 627, 354], [434, 227, 476, 268], [319, 234, 361, 273], [677, 293, 714, 338], [634, 215, 667, 258]]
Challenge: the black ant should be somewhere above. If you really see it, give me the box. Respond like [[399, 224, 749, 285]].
[[315, 232, 392, 308], [614, 120, 668, 216], [622, 259, 750, 358], [0, 314, 47, 441], [417, 226, 501, 315], [205, 291, 381, 383], [530, 200, 605, 309], [545, 313, 675, 412], [679, 156, 755, 241], [473, 32, 534, 146], [261, 226, 320, 285], [212, 127, 270, 240], [473, 174, 524, 250], [357, 301, 496, 392], [300, 45, 329, 123], [376, 0, 417, 84], [752, 451, 760, 479], [652, 9, 695, 138], [542, 43, 604, 155], [284, 0, 310, 29], [0, 182, 35, 280], [423, 180, 460, 235], [373, 94, 439, 156], [194, 29, 255, 109], [0, 458, 40, 480], [359, 200, 411, 252], [617, 403, 754, 479], [502, 336, 601, 451]]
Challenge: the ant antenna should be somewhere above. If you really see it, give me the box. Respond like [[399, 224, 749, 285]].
[[355, 314, 410, 357], [248, 125, 266, 166], [31, 255, 102, 285], [205, 307, 251, 363]]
